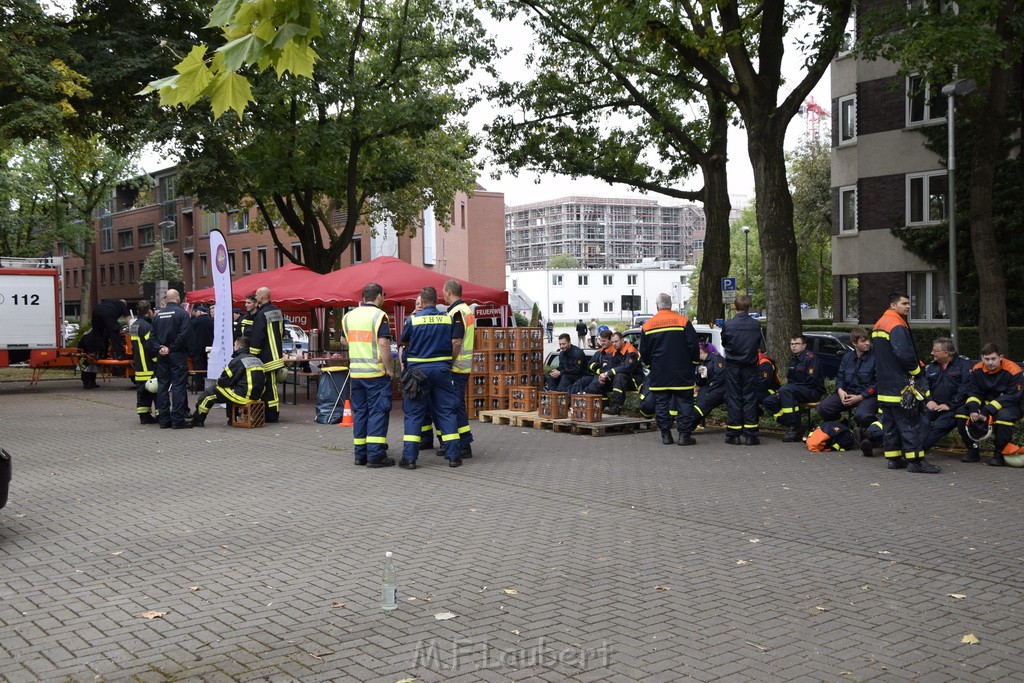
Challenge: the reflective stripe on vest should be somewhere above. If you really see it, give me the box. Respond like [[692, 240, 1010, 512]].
[[449, 301, 475, 374], [344, 306, 388, 378]]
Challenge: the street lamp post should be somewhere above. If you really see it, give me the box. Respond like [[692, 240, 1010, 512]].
[[742, 226, 751, 295], [940, 79, 975, 345]]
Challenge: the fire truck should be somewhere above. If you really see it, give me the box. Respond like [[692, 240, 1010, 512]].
[[0, 256, 76, 377]]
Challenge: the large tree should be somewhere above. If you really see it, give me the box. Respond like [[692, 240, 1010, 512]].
[[168, 0, 496, 274], [857, 0, 1023, 350], [638, 0, 852, 359], [484, 1, 734, 326], [788, 136, 832, 315]]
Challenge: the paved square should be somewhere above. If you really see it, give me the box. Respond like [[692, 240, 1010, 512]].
[[2, 378, 1023, 681]]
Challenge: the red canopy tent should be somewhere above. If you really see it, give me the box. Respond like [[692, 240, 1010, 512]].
[[186, 263, 325, 307], [314, 256, 509, 308]]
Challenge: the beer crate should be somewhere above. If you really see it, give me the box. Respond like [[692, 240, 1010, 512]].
[[509, 387, 539, 412], [527, 327, 545, 350], [231, 401, 265, 428], [490, 351, 510, 373], [539, 391, 570, 419], [468, 397, 487, 420], [475, 328, 495, 351], [570, 394, 604, 422], [488, 396, 508, 411]]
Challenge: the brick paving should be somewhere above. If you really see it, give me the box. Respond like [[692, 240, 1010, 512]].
[[1, 377, 1023, 682]]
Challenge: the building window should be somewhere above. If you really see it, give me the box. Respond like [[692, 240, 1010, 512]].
[[603, 301, 614, 313], [906, 172, 947, 225], [138, 225, 154, 246], [118, 229, 134, 250], [161, 221, 177, 243], [118, 264, 125, 284], [552, 274, 563, 286], [907, 271, 949, 321], [291, 243, 301, 261], [242, 249, 251, 273], [228, 250, 236, 274], [627, 274, 638, 286], [275, 248, 285, 268], [158, 175, 177, 203], [907, 75, 947, 125], [352, 236, 363, 263], [839, 186, 858, 233], [258, 247, 267, 271], [100, 268, 106, 285], [552, 302, 563, 314], [578, 274, 589, 286], [839, 95, 856, 143], [842, 276, 859, 322], [73, 270, 79, 287], [603, 274, 613, 286], [578, 301, 589, 313], [202, 211, 218, 236], [229, 209, 248, 233], [200, 253, 208, 277], [839, 8, 856, 54], [100, 222, 113, 252], [109, 265, 115, 283]]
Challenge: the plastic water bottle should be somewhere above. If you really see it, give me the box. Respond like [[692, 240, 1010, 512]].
[[381, 551, 397, 611]]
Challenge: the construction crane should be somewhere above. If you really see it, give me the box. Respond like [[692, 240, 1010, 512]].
[[798, 96, 830, 140]]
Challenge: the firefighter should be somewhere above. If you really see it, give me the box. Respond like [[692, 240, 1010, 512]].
[[341, 282, 395, 468], [816, 328, 877, 432], [129, 300, 159, 424], [871, 291, 940, 473], [693, 342, 727, 428], [545, 333, 587, 391], [755, 351, 782, 409], [566, 328, 614, 397], [443, 279, 476, 458], [151, 289, 193, 429], [91, 298, 130, 359], [964, 342, 1023, 467], [399, 286, 464, 469], [763, 333, 824, 442], [638, 293, 700, 446], [248, 287, 285, 423], [914, 337, 973, 458], [190, 336, 266, 427], [602, 330, 644, 415], [722, 294, 764, 445], [239, 293, 258, 339]]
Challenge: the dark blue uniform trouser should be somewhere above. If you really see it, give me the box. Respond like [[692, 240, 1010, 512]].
[[921, 409, 971, 450], [653, 388, 695, 435], [451, 372, 473, 447], [155, 353, 189, 427], [545, 373, 579, 392], [608, 373, 640, 409], [135, 380, 156, 416], [352, 375, 392, 464], [880, 402, 926, 460], [972, 404, 1022, 454], [817, 394, 878, 429], [725, 363, 760, 438], [694, 384, 726, 428], [402, 363, 461, 463], [639, 379, 655, 418], [763, 384, 822, 428]]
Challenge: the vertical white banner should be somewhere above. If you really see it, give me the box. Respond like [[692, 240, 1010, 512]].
[[207, 229, 233, 380]]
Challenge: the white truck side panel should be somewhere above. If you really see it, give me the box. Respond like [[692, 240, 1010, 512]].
[[0, 272, 59, 349]]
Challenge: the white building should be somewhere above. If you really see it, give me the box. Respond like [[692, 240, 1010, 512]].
[[507, 261, 695, 325]]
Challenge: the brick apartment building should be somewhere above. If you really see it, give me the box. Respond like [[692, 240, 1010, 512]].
[[57, 166, 506, 319]]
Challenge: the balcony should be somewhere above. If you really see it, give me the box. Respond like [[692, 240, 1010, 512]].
[[182, 236, 195, 254]]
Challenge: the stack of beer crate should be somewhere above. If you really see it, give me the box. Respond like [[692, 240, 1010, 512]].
[[468, 327, 546, 419]]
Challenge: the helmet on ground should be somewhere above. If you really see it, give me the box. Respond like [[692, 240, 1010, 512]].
[[145, 378, 158, 393], [1004, 452, 1024, 467]]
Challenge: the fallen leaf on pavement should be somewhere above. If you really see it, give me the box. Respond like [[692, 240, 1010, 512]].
[[736, 560, 749, 565], [307, 651, 333, 660], [111, 551, 123, 556], [395, 678, 418, 683], [948, 594, 966, 600], [870, 483, 880, 487], [140, 610, 167, 619], [503, 589, 518, 595], [189, 586, 201, 592], [749, 538, 761, 543], [655, 585, 670, 591], [434, 611, 457, 620], [961, 633, 979, 645], [330, 602, 345, 608], [815, 606, 828, 612]]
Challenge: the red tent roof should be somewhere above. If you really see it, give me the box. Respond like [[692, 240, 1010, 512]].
[[315, 257, 508, 308], [186, 263, 323, 306]]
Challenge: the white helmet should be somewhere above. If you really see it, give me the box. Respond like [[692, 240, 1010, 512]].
[[1003, 452, 1024, 468], [145, 377, 158, 393], [276, 367, 288, 383]]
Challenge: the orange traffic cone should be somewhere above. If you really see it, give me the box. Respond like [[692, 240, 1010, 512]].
[[339, 400, 354, 427]]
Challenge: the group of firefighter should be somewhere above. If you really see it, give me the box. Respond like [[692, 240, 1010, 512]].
[[548, 291, 1024, 474]]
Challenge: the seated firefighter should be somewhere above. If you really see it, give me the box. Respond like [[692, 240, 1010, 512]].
[[964, 342, 1023, 467], [923, 337, 974, 457], [602, 331, 645, 415], [189, 336, 266, 427], [692, 342, 726, 428], [763, 334, 824, 441], [567, 328, 614, 396], [545, 333, 588, 391], [816, 327, 877, 432]]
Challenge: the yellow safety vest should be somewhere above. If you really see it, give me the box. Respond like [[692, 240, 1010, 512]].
[[343, 305, 389, 378], [448, 300, 475, 374]]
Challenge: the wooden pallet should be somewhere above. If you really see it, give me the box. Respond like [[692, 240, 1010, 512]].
[[478, 409, 524, 425], [550, 416, 656, 436], [516, 412, 558, 429]]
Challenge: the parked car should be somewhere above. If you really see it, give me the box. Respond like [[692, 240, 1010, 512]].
[[283, 324, 310, 354], [544, 347, 598, 372], [622, 323, 766, 360], [802, 331, 854, 380], [63, 322, 79, 346], [1, 448, 11, 510], [631, 313, 654, 327]]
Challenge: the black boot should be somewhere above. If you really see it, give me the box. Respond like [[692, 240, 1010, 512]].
[[988, 453, 1006, 467], [139, 413, 158, 425], [190, 412, 207, 428], [887, 456, 907, 469], [961, 445, 981, 463], [907, 458, 941, 474], [782, 426, 802, 442], [725, 434, 742, 445], [677, 433, 697, 446], [860, 438, 875, 457], [661, 430, 674, 445]]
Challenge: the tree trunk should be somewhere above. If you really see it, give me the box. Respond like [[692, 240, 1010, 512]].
[[696, 159, 732, 325], [80, 245, 94, 321], [747, 122, 801, 362], [967, 62, 1011, 351]]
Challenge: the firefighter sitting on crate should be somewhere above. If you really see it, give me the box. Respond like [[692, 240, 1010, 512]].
[[189, 336, 266, 427]]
